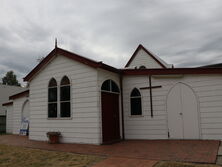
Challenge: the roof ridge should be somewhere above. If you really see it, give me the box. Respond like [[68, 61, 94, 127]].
[[24, 47, 119, 81], [0, 84, 24, 88], [57, 47, 100, 64]]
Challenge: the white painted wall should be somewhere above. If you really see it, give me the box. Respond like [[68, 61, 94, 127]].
[[0, 85, 25, 115], [97, 69, 121, 142], [123, 74, 222, 140], [126, 49, 171, 69], [12, 96, 29, 134], [6, 104, 13, 133], [29, 54, 101, 144], [123, 75, 167, 139]]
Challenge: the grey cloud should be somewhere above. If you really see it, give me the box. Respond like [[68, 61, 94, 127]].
[[1, 0, 222, 84]]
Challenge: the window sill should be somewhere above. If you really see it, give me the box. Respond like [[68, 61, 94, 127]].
[[47, 117, 72, 120]]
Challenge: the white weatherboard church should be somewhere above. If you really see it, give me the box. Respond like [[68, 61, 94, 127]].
[[3, 44, 222, 144]]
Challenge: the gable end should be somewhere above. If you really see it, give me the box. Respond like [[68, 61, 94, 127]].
[[24, 47, 119, 82], [125, 44, 167, 68]]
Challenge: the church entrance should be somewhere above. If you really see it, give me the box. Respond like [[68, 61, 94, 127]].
[[101, 80, 120, 144], [167, 83, 199, 139]]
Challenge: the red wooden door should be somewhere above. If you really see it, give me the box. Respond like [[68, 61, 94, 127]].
[[101, 92, 120, 144]]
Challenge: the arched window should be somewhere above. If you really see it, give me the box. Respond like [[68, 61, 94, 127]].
[[48, 78, 57, 118], [101, 79, 120, 93], [60, 76, 71, 117], [130, 88, 142, 115]]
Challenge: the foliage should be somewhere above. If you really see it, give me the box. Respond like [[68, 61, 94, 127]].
[[2, 71, 21, 86]]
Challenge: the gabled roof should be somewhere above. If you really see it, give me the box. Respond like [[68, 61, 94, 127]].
[[23, 45, 222, 82], [198, 63, 222, 68], [2, 101, 13, 106], [23, 47, 120, 82], [122, 68, 222, 75], [125, 44, 168, 68], [9, 90, 29, 100]]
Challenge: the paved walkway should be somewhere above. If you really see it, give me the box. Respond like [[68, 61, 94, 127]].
[[92, 157, 157, 167], [216, 143, 222, 165], [0, 135, 220, 164]]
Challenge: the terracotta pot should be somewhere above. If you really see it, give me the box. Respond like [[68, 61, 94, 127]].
[[48, 135, 60, 144]]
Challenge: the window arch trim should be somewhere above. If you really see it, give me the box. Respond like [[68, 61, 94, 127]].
[[48, 78, 58, 118], [130, 88, 141, 98], [130, 88, 142, 116], [60, 76, 70, 86], [101, 79, 120, 93], [48, 78, 57, 88]]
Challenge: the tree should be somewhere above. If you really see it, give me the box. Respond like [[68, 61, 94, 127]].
[[2, 71, 21, 86]]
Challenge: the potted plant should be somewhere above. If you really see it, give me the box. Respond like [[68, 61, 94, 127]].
[[46, 131, 61, 144]]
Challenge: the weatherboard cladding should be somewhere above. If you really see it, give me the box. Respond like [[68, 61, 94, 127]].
[[125, 44, 167, 68], [12, 96, 28, 134], [28, 54, 101, 144], [9, 90, 29, 100], [23, 47, 119, 82], [123, 75, 222, 140], [6, 105, 13, 133], [6, 45, 222, 142]]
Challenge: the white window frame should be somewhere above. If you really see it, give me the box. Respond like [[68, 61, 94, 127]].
[[48, 79, 58, 118], [60, 82, 71, 118], [130, 88, 143, 116], [47, 76, 72, 120]]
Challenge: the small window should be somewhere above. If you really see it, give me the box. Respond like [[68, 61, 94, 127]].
[[60, 76, 71, 117], [101, 79, 119, 93], [48, 78, 57, 118], [139, 65, 146, 69], [130, 88, 142, 115]]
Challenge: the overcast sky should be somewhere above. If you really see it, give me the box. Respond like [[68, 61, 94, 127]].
[[1, 0, 222, 83]]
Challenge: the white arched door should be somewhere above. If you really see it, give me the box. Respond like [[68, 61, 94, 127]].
[[22, 100, 29, 122], [167, 83, 199, 139]]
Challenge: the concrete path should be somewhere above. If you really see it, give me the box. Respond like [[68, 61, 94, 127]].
[[0, 135, 220, 164], [216, 144, 222, 165]]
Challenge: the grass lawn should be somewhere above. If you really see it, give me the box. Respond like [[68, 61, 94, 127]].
[[155, 161, 221, 167], [0, 144, 104, 167], [0, 144, 220, 167]]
